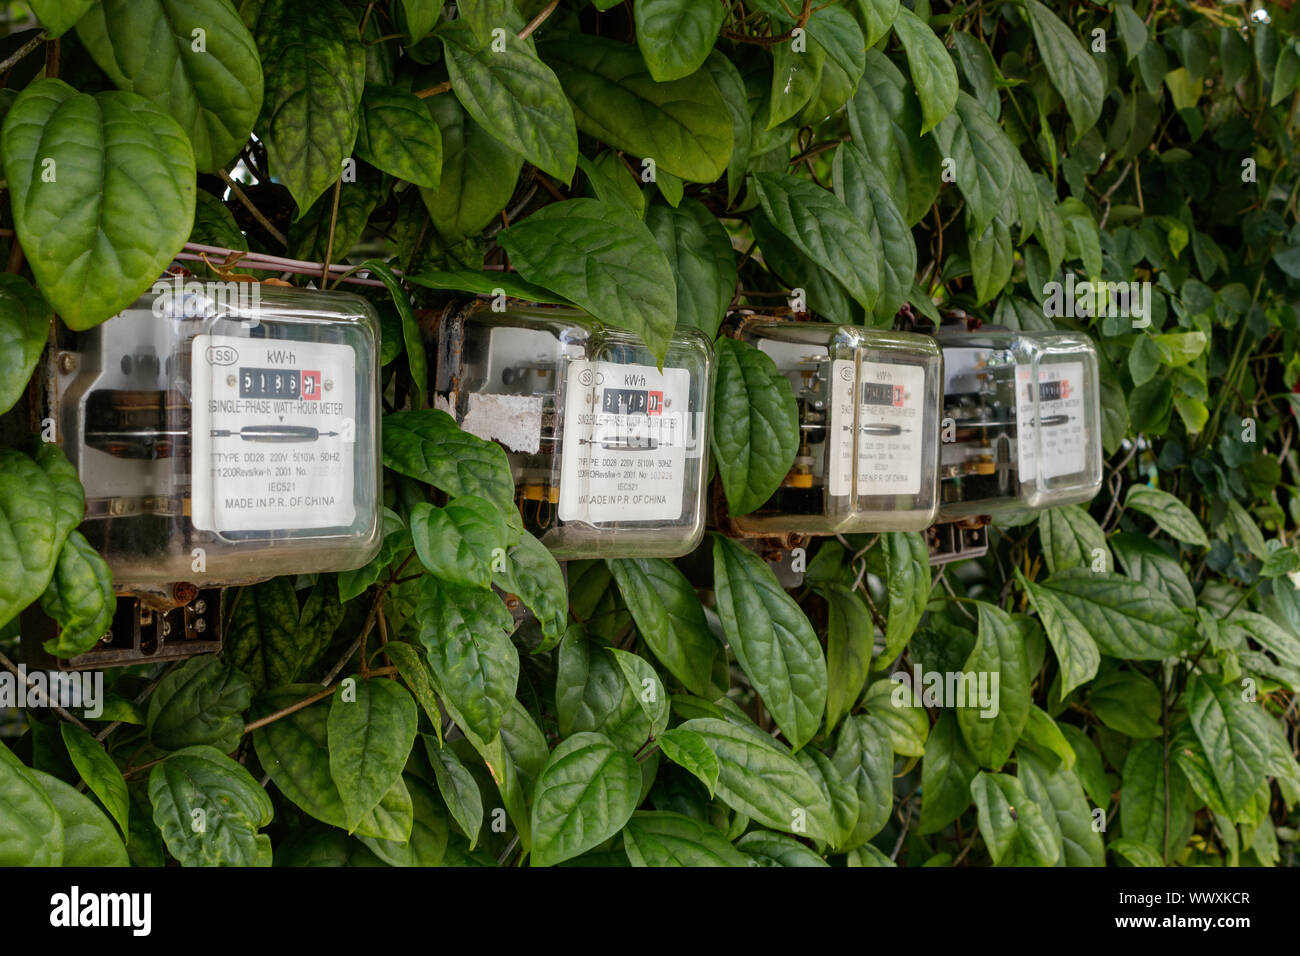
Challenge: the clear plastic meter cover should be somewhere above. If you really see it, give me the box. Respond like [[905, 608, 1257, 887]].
[[55, 279, 383, 587], [438, 306, 713, 559], [735, 321, 942, 534], [938, 330, 1102, 518]]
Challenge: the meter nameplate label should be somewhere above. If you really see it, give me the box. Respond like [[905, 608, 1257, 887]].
[[191, 334, 357, 532], [559, 361, 691, 523], [828, 360, 925, 497], [1016, 360, 1085, 482]]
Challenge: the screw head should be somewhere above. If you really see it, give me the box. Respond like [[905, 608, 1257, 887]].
[[57, 352, 78, 374]]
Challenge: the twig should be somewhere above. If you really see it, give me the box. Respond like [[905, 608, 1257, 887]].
[[0, 649, 90, 731], [321, 178, 342, 284], [0, 29, 45, 75], [520, 0, 560, 40], [219, 169, 288, 246]]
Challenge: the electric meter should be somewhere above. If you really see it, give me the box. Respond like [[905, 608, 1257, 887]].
[[26, 279, 383, 667], [938, 330, 1102, 518], [727, 318, 943, 535], [434, 304, 713, 559]]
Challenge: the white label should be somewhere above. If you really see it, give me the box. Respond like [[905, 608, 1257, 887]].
[[191, 334, 357, 532], [828, 360, 925, 497], [558, 361, 693, 523], [1016, 360, 1086, 482]]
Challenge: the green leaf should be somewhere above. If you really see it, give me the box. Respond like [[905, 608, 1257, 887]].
[[357, 773, 449, 867], [38, 530, 113, 658], [441, 20, 577, 183], [383, 640, 443, 733], [1018, 571, 1101, 695], [494, 531, 568, 652], [1060, 724, 1109, 809], [327, 678, 418, 831], [1089, 670, 1163, 738], [416, 575, 519, 743], [645, 198, 736, 339], [557, 627, 654, 753], [383, 410, 516, 516], [410, 497, 512, 589], [0, 274, 51, 415], [918, 710, 979, 834], [932, 91, 1013, 236], [797, 746, 859, 850], [634, 0, 725, 82], [496, 198, 677, 365], [147, 655, 252, 754], [608, 647, 669, 739], [418, 94, 523, 240], [1109, 837, 1165, 867], [738, 829, 829, 866], [362, 258, 426, 410], [1124, 485, 1209, 547], [1020, 707, 1076, 770], [970, 770, 1059, 866], [832, 144, 917, 324], [252, 687, 411, 841], [1039, 504, 1109, 574], [1024, 0, 1105, 138], [1, 78, 196, 330], [701, 51, 752, 203], [32, 769, 128, 866], [76, 0, 264, 171], [862, 678, 930, 756], [579, 151, 646, 216], [1115, 4, 1148, 62], [846, 50, 941, 225], [624, 810, 749, 866], [541, 33, 733, 182], [956, 602, 1031, 771], [29, 0, 94, 36], [424, 736, 484, 849], [821, 584, 873, 734], [1185, 675, 1271, 819], [1016, 746, 1104, 866], [251, 0, 364, 215], [681, 717, 834, 842], [881, 531, 929, 664], [891, 6, 958, 134], [753, 171, 881, 311], [530, 731, 641, 867], [1122, 738, 1193, 859], [1031, 569, 1195, 660], [0, 744, 62, 865], [712, 535, 826, 750], [225, 577, 309, 692], [767, 33, 825, 129], [148, 745, 273, 866], [710, 337, 800, 516], [970, 216, 1013, 305], [607, 557, 715, 697], [355, 84, 443, 188], [405, 267, 572, 305], [60, 723, 129, 840], [0, 444, 84, 632], [657, 727, 720, 797], [831, 714, 893, 847]]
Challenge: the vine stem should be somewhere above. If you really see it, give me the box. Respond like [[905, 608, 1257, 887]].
[[240, 667, 398, 737], [219, 169, 288, 246], [0, 29, 45, 75], [0, 649, 90, 731]]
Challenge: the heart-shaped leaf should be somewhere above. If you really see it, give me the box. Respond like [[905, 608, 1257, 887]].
[[1, 79, 196, 329]]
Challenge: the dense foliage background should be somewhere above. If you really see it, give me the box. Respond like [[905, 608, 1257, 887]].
[[1, 0, 1300, 867]]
